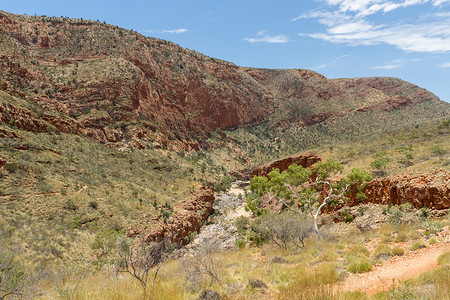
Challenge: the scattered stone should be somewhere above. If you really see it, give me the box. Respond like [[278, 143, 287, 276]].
[[271, 256, 288, 264], [198, 289, 221, 300], [248, 278, 268, 290]]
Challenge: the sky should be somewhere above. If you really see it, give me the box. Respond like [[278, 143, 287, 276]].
[[1, 0, 450, 103]]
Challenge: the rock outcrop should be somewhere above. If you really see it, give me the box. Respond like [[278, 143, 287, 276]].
[[250, 152, 322, 178], [143, 186, 215, 245], [356, 170, 450, 210]]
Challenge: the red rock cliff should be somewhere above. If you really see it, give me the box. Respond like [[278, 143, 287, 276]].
[[250, 152, 322, 178], [356, 170, 450, 210], [143, 186, 215, 245]]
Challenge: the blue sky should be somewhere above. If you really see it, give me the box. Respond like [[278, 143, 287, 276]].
[[1, 0, 450, 102]]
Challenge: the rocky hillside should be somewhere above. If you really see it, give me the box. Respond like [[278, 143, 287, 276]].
[[1, 11, 449, 151]]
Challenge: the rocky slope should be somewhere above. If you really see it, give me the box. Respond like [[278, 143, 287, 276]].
[[140, 186, 215, 245], [1, 11, 449, 151]]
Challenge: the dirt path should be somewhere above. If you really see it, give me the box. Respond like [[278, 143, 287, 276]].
[[342, 241, 450, 296]]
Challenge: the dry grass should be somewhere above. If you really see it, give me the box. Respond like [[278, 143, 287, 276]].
[[27, 215, 449, 300]]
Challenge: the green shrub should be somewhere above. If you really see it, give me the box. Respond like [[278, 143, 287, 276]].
[[249, 212, 312, 250], [437, 119, 450, 129], [347, 258, 373, 273], [437, 252, 450, 266], [428, 237, 438, 245], [373, 244, 393, 259], [410, 241, 426, 251], [235, 216, 249, 235], [387, 282, 420, 300], [245, 195, 267, 216], [4, 163, 18, 173], [89, 201, 98, 209], [420, 206, 430, 220], [398, 202, 413, 212], [392, 247, 404, 256], [91, 230, 122, 251], [430, 145, 444, 156], [235, 238, 246, 249], [346, 245, 370, 257], [422, 220, 443, 234]]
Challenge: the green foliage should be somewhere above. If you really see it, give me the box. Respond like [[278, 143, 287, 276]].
[[399, 202, 413, 212], [313, 158, 343, 180], [249, 212, 312, 250], [387, 283, 419, 300], [373, 244, 393, 259], [91, 230, 122, 253], [410, 241, 426, 251], [420, 206, 430, 220], [392, 247, 404, 256], [0, 249, 27, 299], [437, 118, 450, 129], [4, 162, 18, 173], [344, 168, 372, 202], [347, 258, 373, 274], [235, 216, 249, 236], [235, 238, 246, 249], [213, 175, 233, 193], [248, 159, 371, 235], [437, 252, 450, 266], [338, 210, 354, 223], [245, 195, 267, 216], [370, 156, 392, 173], [88, 201, 98, 209], [430, 145, 444, 156]]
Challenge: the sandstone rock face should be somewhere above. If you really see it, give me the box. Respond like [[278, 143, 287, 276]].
[[250, 153, 322, 178], [362, 170, 449, 209], [143, 186, 215, 245], [344, 170, 449, 210]]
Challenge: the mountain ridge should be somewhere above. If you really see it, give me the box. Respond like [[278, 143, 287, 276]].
[[1, 10, 449, 151]]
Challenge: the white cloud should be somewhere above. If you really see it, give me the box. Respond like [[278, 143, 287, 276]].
[[439, 62, 450, 67], [433, 0, 450, 5], [142, 28, 188, 34], [298, 1, 450, 52], [327, 21, 375, 34], [162, 28, 188, 34], [318, 0, 448, 16], [373, 64, 400, 69], [309, 21, 450, 52], [245, 31, 290, 44]]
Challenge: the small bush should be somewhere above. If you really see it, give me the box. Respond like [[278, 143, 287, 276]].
[[347, 258, 373, 274], [373, 244, 393, 259], [410, 241, 426, 251], [437, 252, 450, 266], [422, 220, 443, 234], [387, 282, 419, 300], [420, 206, 430, 220], [4, 163, 18, 173], [430, 145, 444, 156], [89, 201, 98, 209], [428, 237, 438, 245], [399, 202, 413, 212], [235, 216, 249, 235], [235, 238, 246, 249], [392, 247, 404, 256], [250, 212, 312, 250], [346, 245, 370, 257]]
